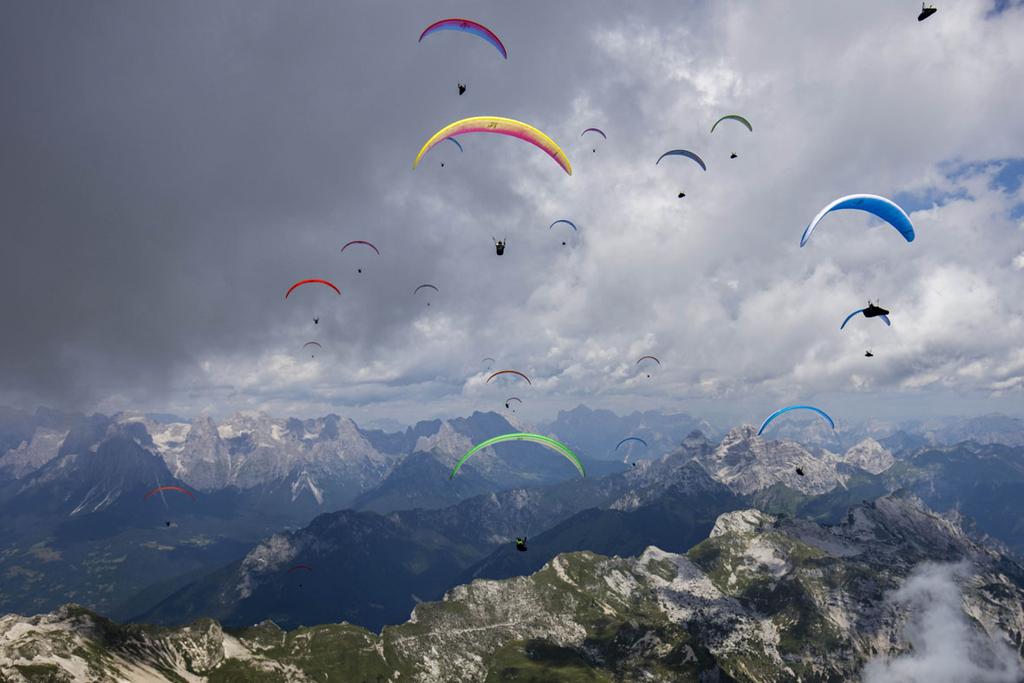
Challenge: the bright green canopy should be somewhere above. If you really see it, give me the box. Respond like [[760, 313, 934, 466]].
[[450, 432, 585, 479]]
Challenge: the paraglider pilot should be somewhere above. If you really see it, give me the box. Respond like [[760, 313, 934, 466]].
[[493, 237, 506, 256], [458, 83, 467, 96], [515, 537, 528, 552]]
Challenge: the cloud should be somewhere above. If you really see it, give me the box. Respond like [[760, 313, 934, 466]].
[[862, 561, 1023, 683], [1, 1, 1023, 421]]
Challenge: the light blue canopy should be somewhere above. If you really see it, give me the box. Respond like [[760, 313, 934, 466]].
[[549, 219, 578, 232], [656, 149, 707, 171], [840, 309, 892, 330], [757, 405, 835, 436], [800, 194, 915, 247], [615, 437, 648, 451]]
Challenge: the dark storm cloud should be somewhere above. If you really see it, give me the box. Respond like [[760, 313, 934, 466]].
[[0, 0, 620, 407]]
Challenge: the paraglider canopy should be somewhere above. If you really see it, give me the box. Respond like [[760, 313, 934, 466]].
[[710, 115, 753, 134], [414, 116, 572, 175], [656, 149, 707, 171], [486, 369, 532, 385], [615, 437, 648, 451], [800, 194, 915, 247], [549, 219, 578, 232], [285, 279, 341, 299], [757, 405, 835, 436], [451, 433, 585, 479], [413, 284, 439, 295], [145, 485, 196, 501], [581, 128, 607, 139], [340, 240, 380, 255], [419, 18, 508, 59], [840, 308, 892, 330]]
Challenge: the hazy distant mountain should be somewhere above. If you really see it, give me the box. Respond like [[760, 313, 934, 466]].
[[5, 493, 1022, 682], [541, 404, 720, 462]]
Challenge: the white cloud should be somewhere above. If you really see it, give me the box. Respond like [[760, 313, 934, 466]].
[[862, 561, 1023, 683]]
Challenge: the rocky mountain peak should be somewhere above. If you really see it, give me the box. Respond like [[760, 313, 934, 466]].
[[842, 437, 895, 474], [710, 508, 776, 537]]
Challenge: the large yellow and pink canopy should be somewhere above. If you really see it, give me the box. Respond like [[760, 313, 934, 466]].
[[413, 116, 572, 176]]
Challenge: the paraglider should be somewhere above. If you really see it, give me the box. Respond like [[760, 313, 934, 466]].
[[303, 341, 322, 358], [757, 405, 836, 436], [301, 339, 321, 358], [313, 318, 319, 325], [451, 433, 585, 478], [445, 137, 464, 153], [515, 537, 528, 552], [288, 564, 313, 573], [840, 306, 891, 330], [795, 467, 805, 477], [730, 153, 738, 159], [636, 355, 661, 378], [458, 83, 467, 95], [482, 357, 496, 367], [285, 279, 341, 299], [505, 397, 522, 410], [487, 370, 532, 385], [414, 284, 439, 306], [800, 195, 915, 247], [581, 127, 606, 152], [863, 302, 890, 318], [418, 18, 508, 60], [414, 116, 572, 175], [144, 485, 196, 501], [678, 192, 686, 198], [493, 237, 506, 255], [865, 350, 875, 358], [550, 219, 577, 246], [341, 240, 380, 274], [918, 4, 937, 20], [710, 114, 753, 134], [656, 149, 707, 171]]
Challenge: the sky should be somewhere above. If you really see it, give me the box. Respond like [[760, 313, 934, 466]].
[[1, 0, 1023, 426]]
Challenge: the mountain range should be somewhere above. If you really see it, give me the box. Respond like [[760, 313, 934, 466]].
[[2, 492, 1021, 682]]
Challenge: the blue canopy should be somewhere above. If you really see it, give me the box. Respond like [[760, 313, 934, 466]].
[[801, 194, 915, 247]]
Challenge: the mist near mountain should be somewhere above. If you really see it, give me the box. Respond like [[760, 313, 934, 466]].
[[863, 561, 1024, 683]]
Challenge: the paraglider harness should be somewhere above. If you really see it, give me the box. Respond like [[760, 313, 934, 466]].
[[515, 537, 528, 552], [493, 236, 506, 256]]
